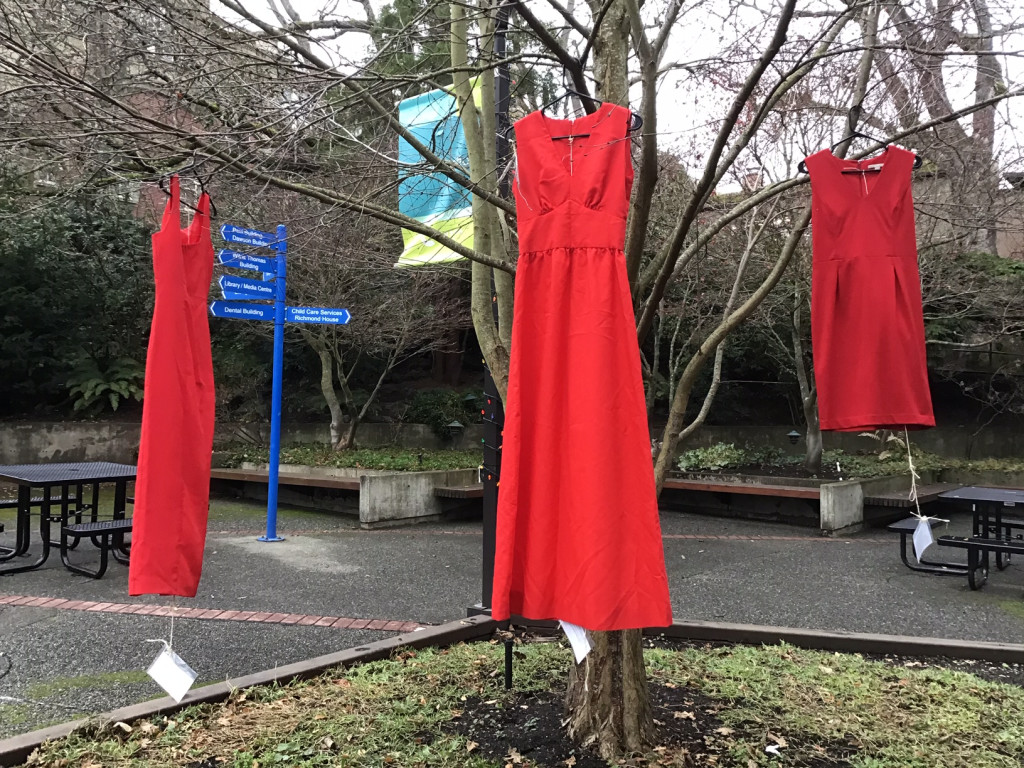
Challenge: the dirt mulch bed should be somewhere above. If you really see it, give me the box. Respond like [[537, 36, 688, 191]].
[[448, 682, 858, 767]]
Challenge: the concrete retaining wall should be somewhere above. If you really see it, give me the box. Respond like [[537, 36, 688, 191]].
[[0, 422, 141, 464], [5, 420, 1024, 465], [666, 472, 941, 535], [819, 480, 864, 534], [226, 464, 480, 528], [820, 473, 953, 535], [360, 468, 479, 529], [937, 468, 1024, 488], [215, 422, 485, 451], [0, 422, 485, 464], [681, 425, 1024, 460]]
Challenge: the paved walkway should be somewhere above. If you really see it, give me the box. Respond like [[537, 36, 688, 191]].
[[1, 499, 1023, 738]]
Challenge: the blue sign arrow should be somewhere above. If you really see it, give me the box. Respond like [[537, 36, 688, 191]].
[[220, 225, 278, 249], [222, 291, 267, 301], [218, 249, 275, 273], [285, 306, 351, 325], [219, 275, 275, 300], [209, 301, 274, 321]]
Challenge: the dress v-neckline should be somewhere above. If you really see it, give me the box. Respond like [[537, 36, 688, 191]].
[[828, 147, 895, 199], [535, 103, 616, 178]]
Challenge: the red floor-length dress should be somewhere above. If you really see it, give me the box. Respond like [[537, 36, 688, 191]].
[[129, 176, 216, 597], [490, 104, 673, 631], [804, 147, 935, 432]]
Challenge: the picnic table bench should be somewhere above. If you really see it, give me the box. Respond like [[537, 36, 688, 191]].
[[61, 517, 133, 578], [885, 486, 1024, 591], [886, 516, 968, 577], [0, 462, 135, 578], [935, 533, 1024, 589]]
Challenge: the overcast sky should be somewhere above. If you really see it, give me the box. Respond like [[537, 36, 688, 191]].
[[211, 0, 1024, 185]]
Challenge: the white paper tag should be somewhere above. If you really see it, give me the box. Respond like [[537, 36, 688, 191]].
[[147, 646, 198, 703], [559, 620, 592, 663], [912, 518, 934, 562]]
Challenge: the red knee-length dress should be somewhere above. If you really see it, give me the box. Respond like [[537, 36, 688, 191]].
[[804, 147, 935, 432], [490, 104, 673, 631], [129, 176, 216, 597]]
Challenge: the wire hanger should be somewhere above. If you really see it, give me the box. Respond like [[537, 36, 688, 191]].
[[798, 129, 924, 174], [158, 174, 218, 218]]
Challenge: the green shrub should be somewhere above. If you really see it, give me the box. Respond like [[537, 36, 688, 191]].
[[676, 442, 748, 472], [405, 389, 480, 440], [217, 444, 478, 471], [823, 448, 950, 478]]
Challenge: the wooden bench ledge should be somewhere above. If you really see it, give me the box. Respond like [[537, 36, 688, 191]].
[[434, 485, 484, 499], [210, 468, 360, 491], [662, 478, 821, 500], [864, 483, 961, 508]]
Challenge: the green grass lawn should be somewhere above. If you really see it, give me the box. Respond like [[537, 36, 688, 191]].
[[24, 640, 1024, 768]]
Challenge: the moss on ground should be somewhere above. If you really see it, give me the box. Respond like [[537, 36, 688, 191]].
[[25, 670, 150, 701]]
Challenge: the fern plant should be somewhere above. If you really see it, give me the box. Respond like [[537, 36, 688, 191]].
[[857, 429, 908, 461], [67, 356, 145, 415]]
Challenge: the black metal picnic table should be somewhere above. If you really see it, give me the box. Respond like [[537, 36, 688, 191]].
[[0, 462, 136, 577], [935, 486, 1024, 590]]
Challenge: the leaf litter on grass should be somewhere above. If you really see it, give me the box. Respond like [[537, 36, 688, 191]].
[[24, 639, 1024, 768]]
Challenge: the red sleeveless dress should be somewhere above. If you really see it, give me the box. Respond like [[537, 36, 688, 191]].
[[804, 147, 934, 432], [490, 104, 673, 631], [129, 176, 215, 597]]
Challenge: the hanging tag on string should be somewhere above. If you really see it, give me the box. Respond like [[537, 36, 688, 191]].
[[146, 640, 197, 703], [912, 518, 934, 562]]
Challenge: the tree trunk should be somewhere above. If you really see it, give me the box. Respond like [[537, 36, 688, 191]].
[[585, 0, 630, 107], [790, 284, 822, 473], [564, 630, 655, 760], [336, 418, 359, 450], [314, 343, 346, 449], [802, 399, 823, 473], [563, 7, 655, 760]]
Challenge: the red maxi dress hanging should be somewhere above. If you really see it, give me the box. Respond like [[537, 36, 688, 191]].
[[129, 176, 216, 597], [804, 146, 934, 432], [490, 104, 673, 631]]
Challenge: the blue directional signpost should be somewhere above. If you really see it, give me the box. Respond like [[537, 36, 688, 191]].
[[212, 224, 351, 543]]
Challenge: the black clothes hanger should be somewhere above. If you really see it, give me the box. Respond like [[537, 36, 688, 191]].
[[797, 130, 924, 175], [545, 92, 643, 140], [158, 175, 218, 218], [503, 90, 643, 140], [540, 87, 603, 116], [196, 174, 218, 218]]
